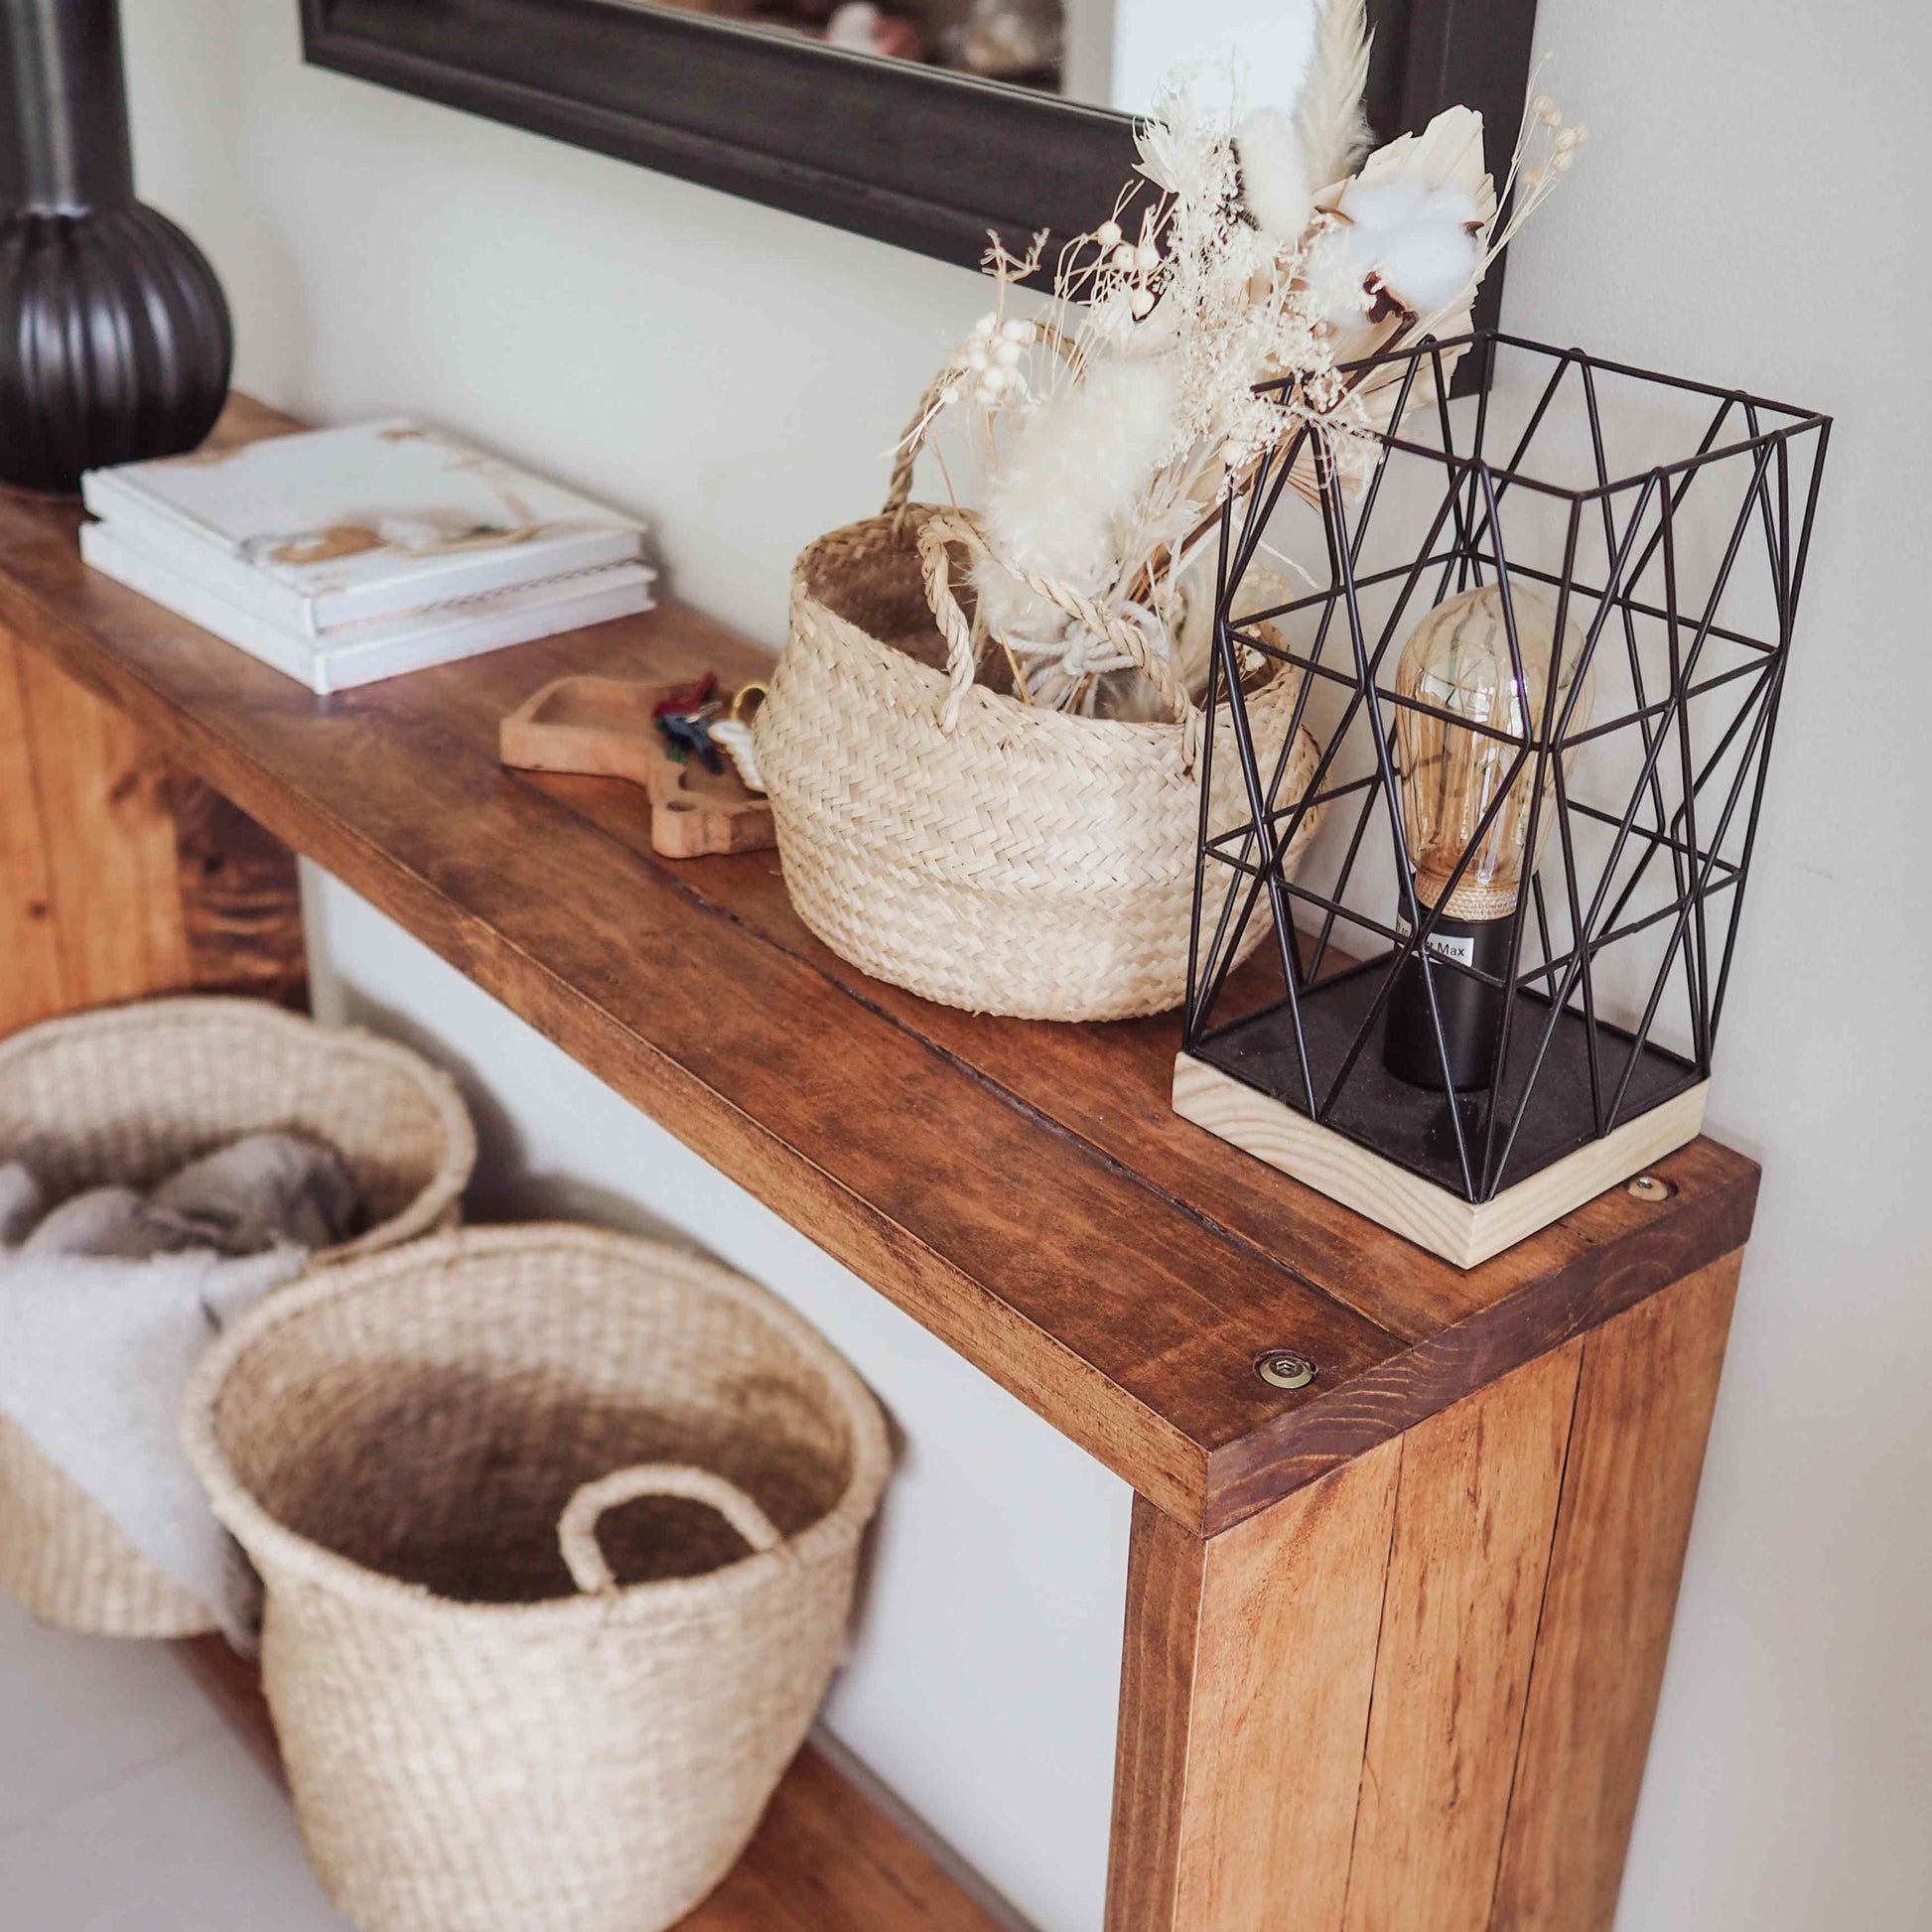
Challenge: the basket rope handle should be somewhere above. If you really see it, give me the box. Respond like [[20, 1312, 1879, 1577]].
[[914, 510, 1202, 766], [885, 374, 952, 534], [558, 1463, 786, 1595]]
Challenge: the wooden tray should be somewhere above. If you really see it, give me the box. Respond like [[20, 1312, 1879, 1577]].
[[499, 674, 773, 860]]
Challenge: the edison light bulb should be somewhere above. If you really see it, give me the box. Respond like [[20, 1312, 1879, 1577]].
[[1383, 583, 1593, 1090]]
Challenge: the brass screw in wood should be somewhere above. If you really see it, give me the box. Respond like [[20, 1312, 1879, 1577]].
[[1626, 1173, 1674, 1203], [1256, 1350, 1316, 1392]]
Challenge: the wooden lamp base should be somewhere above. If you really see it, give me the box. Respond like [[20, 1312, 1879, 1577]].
[[1173, 1053, 1711, 1268]]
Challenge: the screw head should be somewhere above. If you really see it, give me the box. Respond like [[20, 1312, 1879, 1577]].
[[1256, 1349, 1316, 1392], [1626, 1173, 1674, 1203]]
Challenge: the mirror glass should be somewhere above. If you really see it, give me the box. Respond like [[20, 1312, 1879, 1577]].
[[626, 0, 1313, 113]]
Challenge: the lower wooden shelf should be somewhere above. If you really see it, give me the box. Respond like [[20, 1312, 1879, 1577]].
[[173, 1636, 1002, 1932]]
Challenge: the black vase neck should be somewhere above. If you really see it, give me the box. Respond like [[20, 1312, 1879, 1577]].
[[1, 0, 135, 213]]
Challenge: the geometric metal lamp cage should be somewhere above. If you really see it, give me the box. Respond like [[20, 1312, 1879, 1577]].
[[1174, 332, 1832, 1266]]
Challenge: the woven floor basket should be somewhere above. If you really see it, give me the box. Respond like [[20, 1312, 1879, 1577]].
[[754, 502, 1321, 1021], [182, 1223, 893, 1932], [0, 996, 475, 1639]]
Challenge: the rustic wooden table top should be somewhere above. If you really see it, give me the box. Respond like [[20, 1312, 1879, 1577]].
[[0, 396, 1758, 1536]]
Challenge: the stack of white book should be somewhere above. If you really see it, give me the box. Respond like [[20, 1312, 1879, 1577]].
[[79, 421, 656, 694]]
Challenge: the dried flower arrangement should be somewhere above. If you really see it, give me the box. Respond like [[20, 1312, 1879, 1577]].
[[751, 5, 1587, 1025], [903, 0, 1586, 725]]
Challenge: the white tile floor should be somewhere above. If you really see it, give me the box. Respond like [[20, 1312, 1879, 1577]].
[[0, 1591, 346, 1929]]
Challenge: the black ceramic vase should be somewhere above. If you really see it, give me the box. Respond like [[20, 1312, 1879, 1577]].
[[0, 0, 231, 493]]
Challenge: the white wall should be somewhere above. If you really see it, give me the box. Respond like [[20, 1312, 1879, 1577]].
[[118, 1, 1931, 1925]]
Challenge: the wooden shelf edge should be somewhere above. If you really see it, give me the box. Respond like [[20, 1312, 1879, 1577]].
[[1199, 1191, 1758, 1534]]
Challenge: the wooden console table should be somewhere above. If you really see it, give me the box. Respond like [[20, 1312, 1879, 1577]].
[[0, 398, 1755, 1932]]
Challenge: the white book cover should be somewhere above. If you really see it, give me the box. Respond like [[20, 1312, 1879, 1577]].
[[80, 421, 644, 635], [80, 519, 656, 696]]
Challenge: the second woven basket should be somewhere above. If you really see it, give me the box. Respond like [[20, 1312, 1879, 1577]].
[[0, 996, 475, 1638], [755, 498, 1321, 1023], [183, 1224, 893, 1932]]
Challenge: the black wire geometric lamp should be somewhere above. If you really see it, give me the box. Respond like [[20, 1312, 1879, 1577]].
[[1174, 332, 1831, 1267]]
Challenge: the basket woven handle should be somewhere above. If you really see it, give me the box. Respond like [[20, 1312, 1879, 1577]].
[[558, 1463, 786, 1595], [884, 373, 950, 531], [914, 510, 1202, 764]]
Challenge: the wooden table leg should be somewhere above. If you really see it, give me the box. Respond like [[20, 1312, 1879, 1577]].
[[0, 621, 304, 1026], [1105, 1252, 1741, 1932]]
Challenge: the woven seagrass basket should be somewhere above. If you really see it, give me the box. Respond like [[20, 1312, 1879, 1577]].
[[183, 1223, 892, 1932], [755, 478, 1321, 1022], [0, 996, 475, 1638]]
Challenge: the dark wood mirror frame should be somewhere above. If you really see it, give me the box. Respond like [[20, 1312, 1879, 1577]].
[[301, 0, 1537, 322]]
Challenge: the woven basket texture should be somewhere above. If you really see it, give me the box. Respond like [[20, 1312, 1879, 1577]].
[[754, 506, 1321, 1021], [182, 1223, 892, 1932], [0, 996, 476, 1638]]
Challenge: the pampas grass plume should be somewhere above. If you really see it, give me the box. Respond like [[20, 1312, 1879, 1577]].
[[1234, 107, 1312, 244], [1295, 0, 1372, 189], [974, 355, 1177, 637]]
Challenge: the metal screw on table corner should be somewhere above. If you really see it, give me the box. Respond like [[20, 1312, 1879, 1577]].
[[1256, 1350, 1316, 1392], [1626, 1173, 1675, 1203]]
